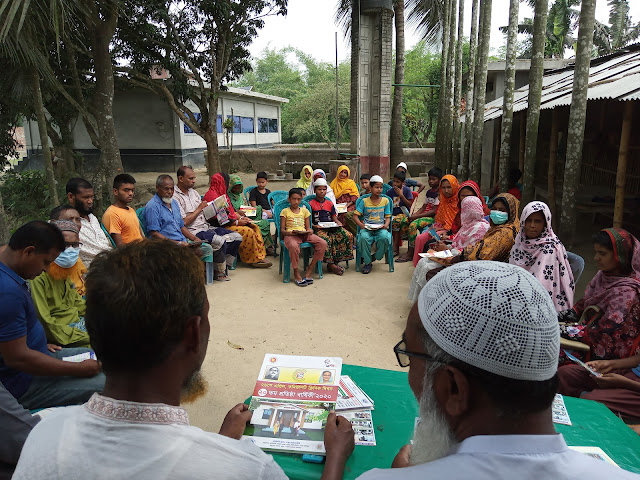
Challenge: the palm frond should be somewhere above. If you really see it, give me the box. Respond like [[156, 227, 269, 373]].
[[334, 0, 352, 39], [406, 0, 445, 47]]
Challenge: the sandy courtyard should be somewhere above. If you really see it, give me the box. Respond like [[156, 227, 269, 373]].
[[134, 169, 597, 432]]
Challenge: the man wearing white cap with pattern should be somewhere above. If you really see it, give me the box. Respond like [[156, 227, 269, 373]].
[[356, 262, 639, 479], [387, 162, 424, 194]]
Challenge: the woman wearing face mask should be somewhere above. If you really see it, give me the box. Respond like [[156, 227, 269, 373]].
[[29, 220, 91, 348]]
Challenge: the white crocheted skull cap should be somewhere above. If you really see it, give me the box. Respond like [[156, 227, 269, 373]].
[[417, 261, 560, 381]]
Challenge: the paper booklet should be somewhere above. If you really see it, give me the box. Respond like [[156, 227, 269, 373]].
[[336, 375, 375, 411], [317, 222, 339, 229], [239, 205, 257, 217], [364, 223, 384, 230], [62, 352, 97, 363], [243, 354, 342, 455], [418, 248, 461, 259], [551, 394, 572, 426], [569, 446, 619, 467], [336, 203, 348, 214], [340, 409, 377, 446], [203, 195, 232, 225]]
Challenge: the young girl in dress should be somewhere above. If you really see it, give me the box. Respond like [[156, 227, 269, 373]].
[[308, 178, 354, 275]]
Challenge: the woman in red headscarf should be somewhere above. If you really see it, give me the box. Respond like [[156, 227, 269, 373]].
[[411, 175, 460, 266], [452, 180, 490, 232], [203, 173, 272, 267]]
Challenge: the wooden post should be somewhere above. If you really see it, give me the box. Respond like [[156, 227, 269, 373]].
[[518, 112, 526, 173], [548, 109, 559, 229], [614, 102, 634, 228]]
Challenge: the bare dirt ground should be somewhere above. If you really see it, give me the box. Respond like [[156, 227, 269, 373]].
[[133, 169, 598, 432]]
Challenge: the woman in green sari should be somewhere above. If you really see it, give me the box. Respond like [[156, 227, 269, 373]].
[[227, 175, 275, 255]]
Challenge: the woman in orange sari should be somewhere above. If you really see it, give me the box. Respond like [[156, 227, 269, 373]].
[[203, 173, 272, 268], [330, 165, 360, 236], [412, 175, 460, 266]]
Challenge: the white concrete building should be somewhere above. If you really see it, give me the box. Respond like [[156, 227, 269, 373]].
[[21, 86, 288, 172]]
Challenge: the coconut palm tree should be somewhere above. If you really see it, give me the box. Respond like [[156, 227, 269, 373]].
[[593, 0, 640, 55], [390, 0, 406, 163]]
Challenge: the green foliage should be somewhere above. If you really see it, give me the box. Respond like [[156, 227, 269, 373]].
[[0, 170, 64, 223], [233, 47, 350, 145]]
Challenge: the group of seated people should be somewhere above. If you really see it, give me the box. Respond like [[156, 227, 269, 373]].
[[2, 233, 635, 478], [400, 165, 640, 427]]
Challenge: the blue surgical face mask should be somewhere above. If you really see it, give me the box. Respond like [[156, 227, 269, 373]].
[[490, 210, 509, 225], [54, 247, 80, 268]]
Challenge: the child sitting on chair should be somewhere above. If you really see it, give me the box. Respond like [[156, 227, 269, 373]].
[[249, 171, 272, 219], [280, 189, 327, 287], [359, 174, 371, 195], [309, 178, 354, 275], [389, 170, 415, 256], [353, 175, 392, 275]]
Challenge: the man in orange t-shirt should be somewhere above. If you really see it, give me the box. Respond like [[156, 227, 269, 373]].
[[102, 174, 144, 247]]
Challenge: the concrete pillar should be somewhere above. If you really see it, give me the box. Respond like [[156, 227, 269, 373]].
[[357, 1, 394, 179]]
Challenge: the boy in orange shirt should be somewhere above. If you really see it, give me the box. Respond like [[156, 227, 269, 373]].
[[102, 174, 144, 246]]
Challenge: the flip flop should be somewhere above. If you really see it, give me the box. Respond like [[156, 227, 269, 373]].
[[332, 265, 345, 276], [214, 272, 231, 281], [395, 255, 411, 263], [303, 277, 314, 284], [295, 279, 308, 287], [362, 264, 372, 274]]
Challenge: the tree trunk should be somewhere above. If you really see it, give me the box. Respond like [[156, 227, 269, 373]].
[[613, 101, 633, 228], [204, 132, 221, 175], [452, 0, 465, 175], [470, 0, 492, 184], [350, 0, 360, 155], [89, 5, 123, 188], [548, 109, 559, 229], [31, 68, 59, 208], [522, 0, 549, 206], [205, 93, 222, 174], [390, 0, 405, 163], [0, 191, 9, 245], [444, 0, 458, 173], [518, 112, 525, 173], [462, 0, 480, 180], [435, 0, 452, 169], [560, 0, 597, 242], [498, 0, 519, 193]]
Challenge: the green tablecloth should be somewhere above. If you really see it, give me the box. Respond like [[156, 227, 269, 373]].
[[269, 364, 640, 478]]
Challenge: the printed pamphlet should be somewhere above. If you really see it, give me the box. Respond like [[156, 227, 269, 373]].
[[564, 350, 602, 377], [243, 354, 342, 455], [62, 352, 96, 363], [336, 203, 348, 214], [364, 224, 384, 231], [551, 394, 572, 426], [339, 409, 376, 446], [203, 195, 232, 225], [317, 222, 339, 229], [569, 446, 619, 467], [240, 205, 257, 217], [418, 248, 461, 259], [336, 375, 375, 411]]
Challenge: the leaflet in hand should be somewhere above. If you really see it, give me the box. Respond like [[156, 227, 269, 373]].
[[339, 409, 376, 446], [563, 350, 602, 377], [551, 394, 572, 426], [203, 195, 232, 225], [240, 205, 257, 217], [335, 203, 348, 214], [364, 223, 384, 230], [243, 354, 342, 455], [418, 248, 461, 259], [317, 222, 339, 229], [62, 352, 97, 363]]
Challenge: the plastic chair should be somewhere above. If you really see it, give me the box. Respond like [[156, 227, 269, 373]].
[[273, 199, 323, 283], [244, 185, 256, 204], [381, 183, 392, 195], [566, 251, 585, 283], [354, 193, 394, 273], [303, 194, 316, 204], [268, 190, 288, 210], [100, 222, 117, 248], [136, 207, 147, 236]]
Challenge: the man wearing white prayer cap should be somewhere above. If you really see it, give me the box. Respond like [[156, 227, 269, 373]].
[[387, 162, 424, 193], [355, 261, 640, 479]]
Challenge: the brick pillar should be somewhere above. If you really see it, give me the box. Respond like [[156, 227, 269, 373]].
[[357, 4, 393, 180]]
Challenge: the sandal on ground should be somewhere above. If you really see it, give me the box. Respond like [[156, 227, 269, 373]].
[[214, 272, 231, 281], [266, 246, 276, 256], [328, 264, 345, 275], [395, 254, 412, 263], [303, 277, 314, 284], [251, 260, 273, 268], [393, 251, 400, 257], [295, 279, 308, 287], [362, 264, 372, 274]]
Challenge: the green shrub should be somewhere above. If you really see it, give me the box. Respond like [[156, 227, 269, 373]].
[[0, 170, 64, 223]]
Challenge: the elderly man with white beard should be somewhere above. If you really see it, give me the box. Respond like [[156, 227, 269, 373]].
[[356, 261, 639, 479]]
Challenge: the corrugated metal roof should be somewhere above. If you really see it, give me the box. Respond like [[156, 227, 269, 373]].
[[483, 44, 640, 122]]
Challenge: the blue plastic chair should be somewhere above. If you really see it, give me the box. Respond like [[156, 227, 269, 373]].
[[244, 185, 256, 204], [268, 190, 288, 210], [303, 194, 316, 204], [273, 199, 323, 283], [354, 194, 394, 273], [100, 222, 117, 248], [381, 183, 392, 195]]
